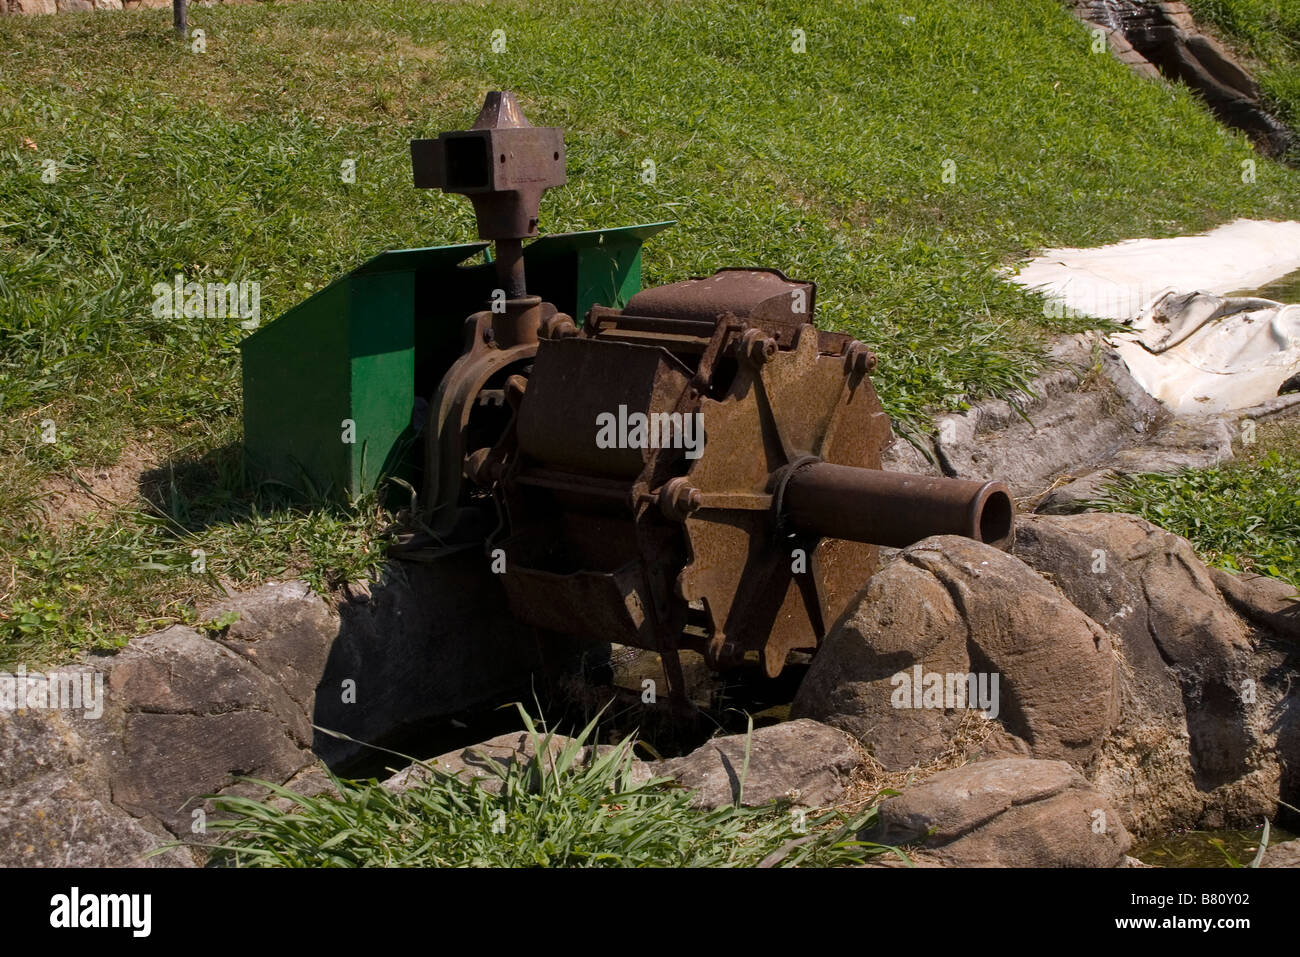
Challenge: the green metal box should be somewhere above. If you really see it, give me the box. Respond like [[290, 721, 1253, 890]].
[[240, 222, 671, 501]]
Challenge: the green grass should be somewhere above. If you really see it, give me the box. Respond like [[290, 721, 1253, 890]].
[[1088, 421, 1300, 589], [1189, 0, 1300, 147], [2, 0, 1298, 664], [197, 706, 894, 867], [0, 491, 389, 667]]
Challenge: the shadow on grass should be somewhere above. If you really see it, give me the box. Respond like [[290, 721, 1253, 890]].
[[138, 440, 359, 536]]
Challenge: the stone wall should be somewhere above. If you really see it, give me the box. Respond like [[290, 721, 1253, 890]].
[[1071, 0, 1295, 157]]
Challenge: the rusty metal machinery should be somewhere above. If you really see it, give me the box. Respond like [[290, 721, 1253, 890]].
[[408, 91, 568, 542], [406, 92, 1014, 701]]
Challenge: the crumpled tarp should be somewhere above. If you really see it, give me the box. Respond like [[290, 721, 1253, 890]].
[[1009, 219, 1300, 413], [1114, 291, 1300, 413]]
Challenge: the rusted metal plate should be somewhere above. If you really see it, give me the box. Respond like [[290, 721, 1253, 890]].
[[405, 88, 1019, 702], [518, 337, 694, 478], [623, 268, 814, 333], [401, 98, 1020, 701], [485, 267, 1014, 696]]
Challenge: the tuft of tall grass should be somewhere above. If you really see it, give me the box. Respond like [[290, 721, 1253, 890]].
[[1088, 448, 1300, 589], [196, 706, 898, 868]]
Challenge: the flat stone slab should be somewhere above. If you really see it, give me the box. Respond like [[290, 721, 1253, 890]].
[[1262, 840, 1300, 868], [384, 719, 863, 811], [867, 757, 1133, 867], [652, 719, 863, 809], [928, 335, 1168, 500]]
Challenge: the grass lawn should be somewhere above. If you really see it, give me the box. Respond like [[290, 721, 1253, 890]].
[[2, 0, 1298, 665], [1089, 415, 1300, 590], [1189, 0, 1300, 152]]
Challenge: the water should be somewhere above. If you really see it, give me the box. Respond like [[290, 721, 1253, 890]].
[[1135, 824, 1298, 867], [1229, 266, 1300, 303]]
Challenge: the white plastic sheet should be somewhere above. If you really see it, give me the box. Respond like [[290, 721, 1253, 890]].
[[1010, 219, 1300, 413], [1114, 291, 1300, 413]]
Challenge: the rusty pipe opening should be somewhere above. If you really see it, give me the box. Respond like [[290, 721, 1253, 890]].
[[780, 461, 1014, 550]]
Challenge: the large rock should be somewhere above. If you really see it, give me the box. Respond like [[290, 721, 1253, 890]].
[[308, 564, 563, 768], [383, 730, 649, 795], [795, 513, 1298, 837], [195, 567, 559, 770], [384, 719, 861, 811], [933, 335, 1165, 498], [1262, 840, 1300, 868], [383, 730, 568, 793], [791, 552, 973, 767], [0, 703, 193, 867], [55, 0, 121, 10], [652, 719, 862, 809], [201, 580, 336, 715], [866, 757, 1132, 867], [5, 0, 57, 12], [1209, 566, 1300, 645], [15, 623, 322, 840], [1015, 512, 1298, 832], [0, 559, 557, 865], [1038, 415, 1235, 513], [792, 536, 1117, 770]]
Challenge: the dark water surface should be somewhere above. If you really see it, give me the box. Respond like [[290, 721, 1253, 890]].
[[1135, 824, 1299, 867]]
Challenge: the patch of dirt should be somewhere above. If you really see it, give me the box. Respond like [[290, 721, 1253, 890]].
[[1236, 408, 1300, 466], [835, 709, 1002, 813], [391, 35, 447, 64], [35, 442, 159, 527]]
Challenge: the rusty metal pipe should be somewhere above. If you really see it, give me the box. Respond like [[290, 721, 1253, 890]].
[[494, 238, 527, 299], [781, 462, 1014, 549]]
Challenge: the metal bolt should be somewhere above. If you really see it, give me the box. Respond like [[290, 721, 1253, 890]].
[[465, 447, 498, 485], [845, 341, 877, 376], [659, 477, 703, 521], [737, 328, 777, 366], [540, 313, 578, 340], [504, 374, 528, 409]]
